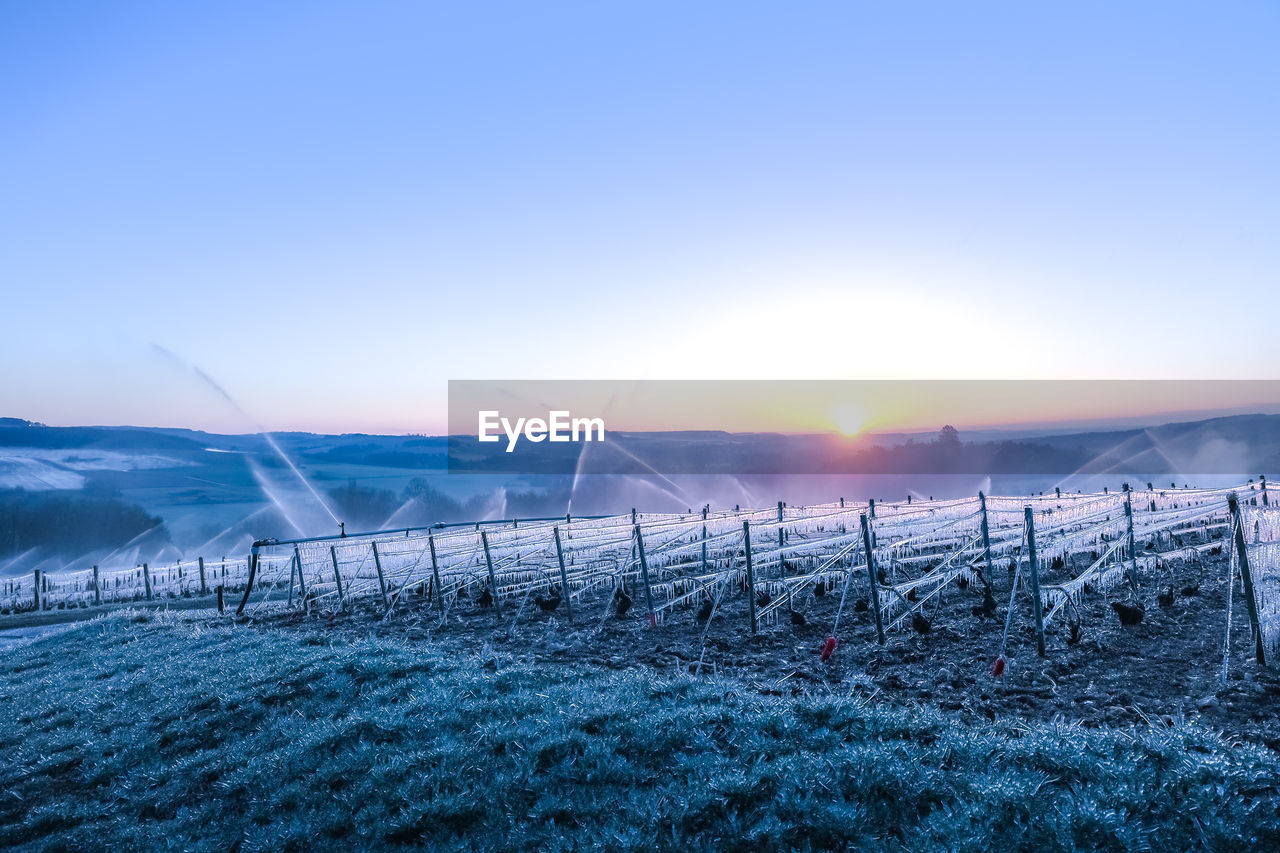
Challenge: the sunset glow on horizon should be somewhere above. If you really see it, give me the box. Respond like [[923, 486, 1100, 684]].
[[445, 380, 1280, 441]]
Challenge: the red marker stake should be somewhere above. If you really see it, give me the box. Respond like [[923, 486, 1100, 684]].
[[820, 636, 838, 661]]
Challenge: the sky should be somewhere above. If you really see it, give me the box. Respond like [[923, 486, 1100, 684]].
[[3, 1, 1279, 435]]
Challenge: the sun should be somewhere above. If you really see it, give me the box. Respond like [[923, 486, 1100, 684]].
[[831, 403, 865, 437]]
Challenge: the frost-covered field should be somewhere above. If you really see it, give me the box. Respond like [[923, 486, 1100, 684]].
[[0, 447, 195, 491], [1, 611, 1278, 851]]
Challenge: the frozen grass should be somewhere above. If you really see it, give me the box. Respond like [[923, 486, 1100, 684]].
[[1, 613, 1278, 851]]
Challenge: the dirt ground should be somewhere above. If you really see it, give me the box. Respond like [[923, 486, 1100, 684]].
[[246, 548, 1280, 751]]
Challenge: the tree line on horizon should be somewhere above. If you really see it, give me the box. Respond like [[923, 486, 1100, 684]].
[[0, 488, 167, 559]]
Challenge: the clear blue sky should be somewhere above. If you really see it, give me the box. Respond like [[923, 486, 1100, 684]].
[[3, 1, 1278, 434]]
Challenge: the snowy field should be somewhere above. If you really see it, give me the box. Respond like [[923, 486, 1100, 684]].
[[0, 447, 195, 491]]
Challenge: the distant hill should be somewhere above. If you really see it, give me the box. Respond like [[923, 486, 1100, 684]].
[[2, 413, 1277, 573], [6, 412, 1279, 484], [445, 413, 1280, 477]]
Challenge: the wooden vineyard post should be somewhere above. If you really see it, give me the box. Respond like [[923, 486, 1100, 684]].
[[978, 492, 993, 582], [236, 546, 260, 616], [93, 565, 101, 606], [428, 534, 444, 615], [633, 524, 657, 625], [371, 541, 390, 613], [1228, 493, 1267, 666], [553, 526, 572, 620], [329, 545, 345, 610], [142, 562, 153, 601], [861, 514, 885, 644], [1023, 507, 1046, 657], [198, 557, 207, 595], [701, 506, 708, 572], [742, 521, 758, 635], [33, 569, 41, 611], [481, 531, 498, 608], [287, 551, 297, 607], [217, 585, 224, 613], [293, 545, 307, 599], [1122, 487, 1141, 596], [777, 502, 786, 576]]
